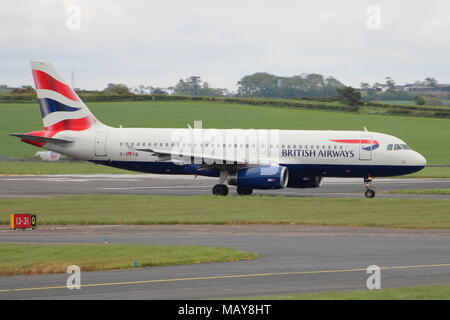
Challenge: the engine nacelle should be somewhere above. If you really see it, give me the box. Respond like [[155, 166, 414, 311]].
[[287, 176, 322, 188], [228, 166, 289, 190]]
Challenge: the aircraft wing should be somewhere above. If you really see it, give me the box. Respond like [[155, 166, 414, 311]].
[[136, 147, 279, 169], [10, 133, 74, 144]]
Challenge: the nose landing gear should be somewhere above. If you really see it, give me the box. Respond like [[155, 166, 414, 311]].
[[364, 176, 376, 198]]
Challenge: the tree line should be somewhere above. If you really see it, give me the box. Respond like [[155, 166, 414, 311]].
[[103, 72, 345, 98], [5, 73, 449, 106]]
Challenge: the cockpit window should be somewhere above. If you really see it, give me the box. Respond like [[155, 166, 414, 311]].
[[387, 143, 411, 151], [401, 144, 411, 150]]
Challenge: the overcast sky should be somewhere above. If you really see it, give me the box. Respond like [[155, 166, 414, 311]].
[[2, 0, 450, 91]]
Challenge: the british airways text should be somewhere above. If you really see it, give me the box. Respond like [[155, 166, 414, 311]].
[[282, 149, 355, 158]]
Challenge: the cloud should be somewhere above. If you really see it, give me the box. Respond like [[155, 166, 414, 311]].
[[1, 0, 450, 90]]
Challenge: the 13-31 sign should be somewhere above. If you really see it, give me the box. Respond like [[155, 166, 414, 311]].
[[10, 214, 37, 230]]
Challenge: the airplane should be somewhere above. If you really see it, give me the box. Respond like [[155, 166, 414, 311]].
[[10, 61, 426, 198]]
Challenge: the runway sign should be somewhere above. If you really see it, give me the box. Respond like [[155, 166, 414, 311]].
[[10, 214, 37, 230]]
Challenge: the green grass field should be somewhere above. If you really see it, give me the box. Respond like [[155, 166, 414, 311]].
[[402, 166, 450, 178], [0, 243, 257, 276], [1, 100, 450, 164], [242, 284, 450, 300], [385, 188, 450, 195], [0, 161, 135, 174], [2, 195, 450, 229], [371, 100, 417, 106]]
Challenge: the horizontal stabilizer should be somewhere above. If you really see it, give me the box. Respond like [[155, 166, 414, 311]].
[[10, 133, 74, 144]]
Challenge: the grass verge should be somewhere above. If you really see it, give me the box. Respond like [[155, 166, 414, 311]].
[[240, 284, 450, 300], [402, 167, 450, 179], [239, 285, 450, 300], [384, 188, 450, 195], [0, 161, 134, 175], [2, 195, 450, 229], [0, 243, 258, 276]]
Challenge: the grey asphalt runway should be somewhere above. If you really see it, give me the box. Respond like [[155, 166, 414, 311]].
[[1, 174, 450, 198], [1, 174, 450, 300], [1, 225, 450, 299]]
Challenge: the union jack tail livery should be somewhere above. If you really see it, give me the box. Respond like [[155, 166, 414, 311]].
[[31, 61, 100, 130], [12, 62, 104, 147]]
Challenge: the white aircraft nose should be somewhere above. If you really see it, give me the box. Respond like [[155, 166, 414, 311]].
[[413, 151, 427, 167]]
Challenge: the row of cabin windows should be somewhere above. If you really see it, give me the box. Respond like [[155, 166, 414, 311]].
[[119, 142, 345, 150], [387, 144, 411, 151]]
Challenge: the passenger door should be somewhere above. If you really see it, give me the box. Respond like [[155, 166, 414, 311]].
[[359, 135, 372, 161], [95, 132, 108, 156]]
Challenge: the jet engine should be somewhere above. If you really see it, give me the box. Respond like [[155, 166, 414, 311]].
[[228, 166, 289, 190]]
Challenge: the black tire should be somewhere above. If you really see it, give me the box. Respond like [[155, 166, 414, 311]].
[[237, 186, 253, 195], [212, 184, 229, 196], [364, 189, 376, 198]]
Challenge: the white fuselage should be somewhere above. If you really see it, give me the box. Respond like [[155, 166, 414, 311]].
[[42, 126, 426, 179]]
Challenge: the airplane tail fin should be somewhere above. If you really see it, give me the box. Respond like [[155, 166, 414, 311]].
[[30, 61, 104, 131]]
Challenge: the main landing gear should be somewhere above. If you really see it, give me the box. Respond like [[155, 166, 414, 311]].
[[364, 176, 376, 198], [212, 184, 229, 196], [212, 171, 253, 196], [212, 171, 229, 196], [211, 184, 253, 196], [237, 186, 253, 195]]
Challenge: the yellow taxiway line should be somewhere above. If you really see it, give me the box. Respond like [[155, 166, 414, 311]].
[[1, 263, 450, 293]]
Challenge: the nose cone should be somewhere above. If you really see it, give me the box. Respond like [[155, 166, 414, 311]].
[[401, 151, 426, 175], [414, 152, 427, 168]]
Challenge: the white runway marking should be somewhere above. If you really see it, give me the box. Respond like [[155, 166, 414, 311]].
[[1, 178, 140, 182], [0, 174, 213, 181], [1, 175, 448, 185], [0, 195, 49, 198], [99, 186, 211, 190]]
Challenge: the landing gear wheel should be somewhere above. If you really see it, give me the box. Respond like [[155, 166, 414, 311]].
[[365, 189, 376, 198], [212, 184, 229, 196], [363, 176, 376, 198], [237, 186, 253, 195]]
